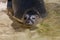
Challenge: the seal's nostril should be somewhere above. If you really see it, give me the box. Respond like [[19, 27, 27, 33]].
[[26, 21, 29, 23]]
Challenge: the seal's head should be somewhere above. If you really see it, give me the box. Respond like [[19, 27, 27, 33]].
[[23, 9, 40, 26]]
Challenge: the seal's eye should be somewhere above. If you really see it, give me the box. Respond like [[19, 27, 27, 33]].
[[24, 17, 27, 20], [32, 18, 35, 19], [30, 15, 36, 20], [24, 14, 29, 20]]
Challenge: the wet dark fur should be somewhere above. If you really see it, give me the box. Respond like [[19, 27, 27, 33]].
[[12, 0, 47, 19]]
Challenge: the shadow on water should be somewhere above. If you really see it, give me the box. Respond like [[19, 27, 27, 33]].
[[8, 16, 38, 32], [11, 20, 38, 32]]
